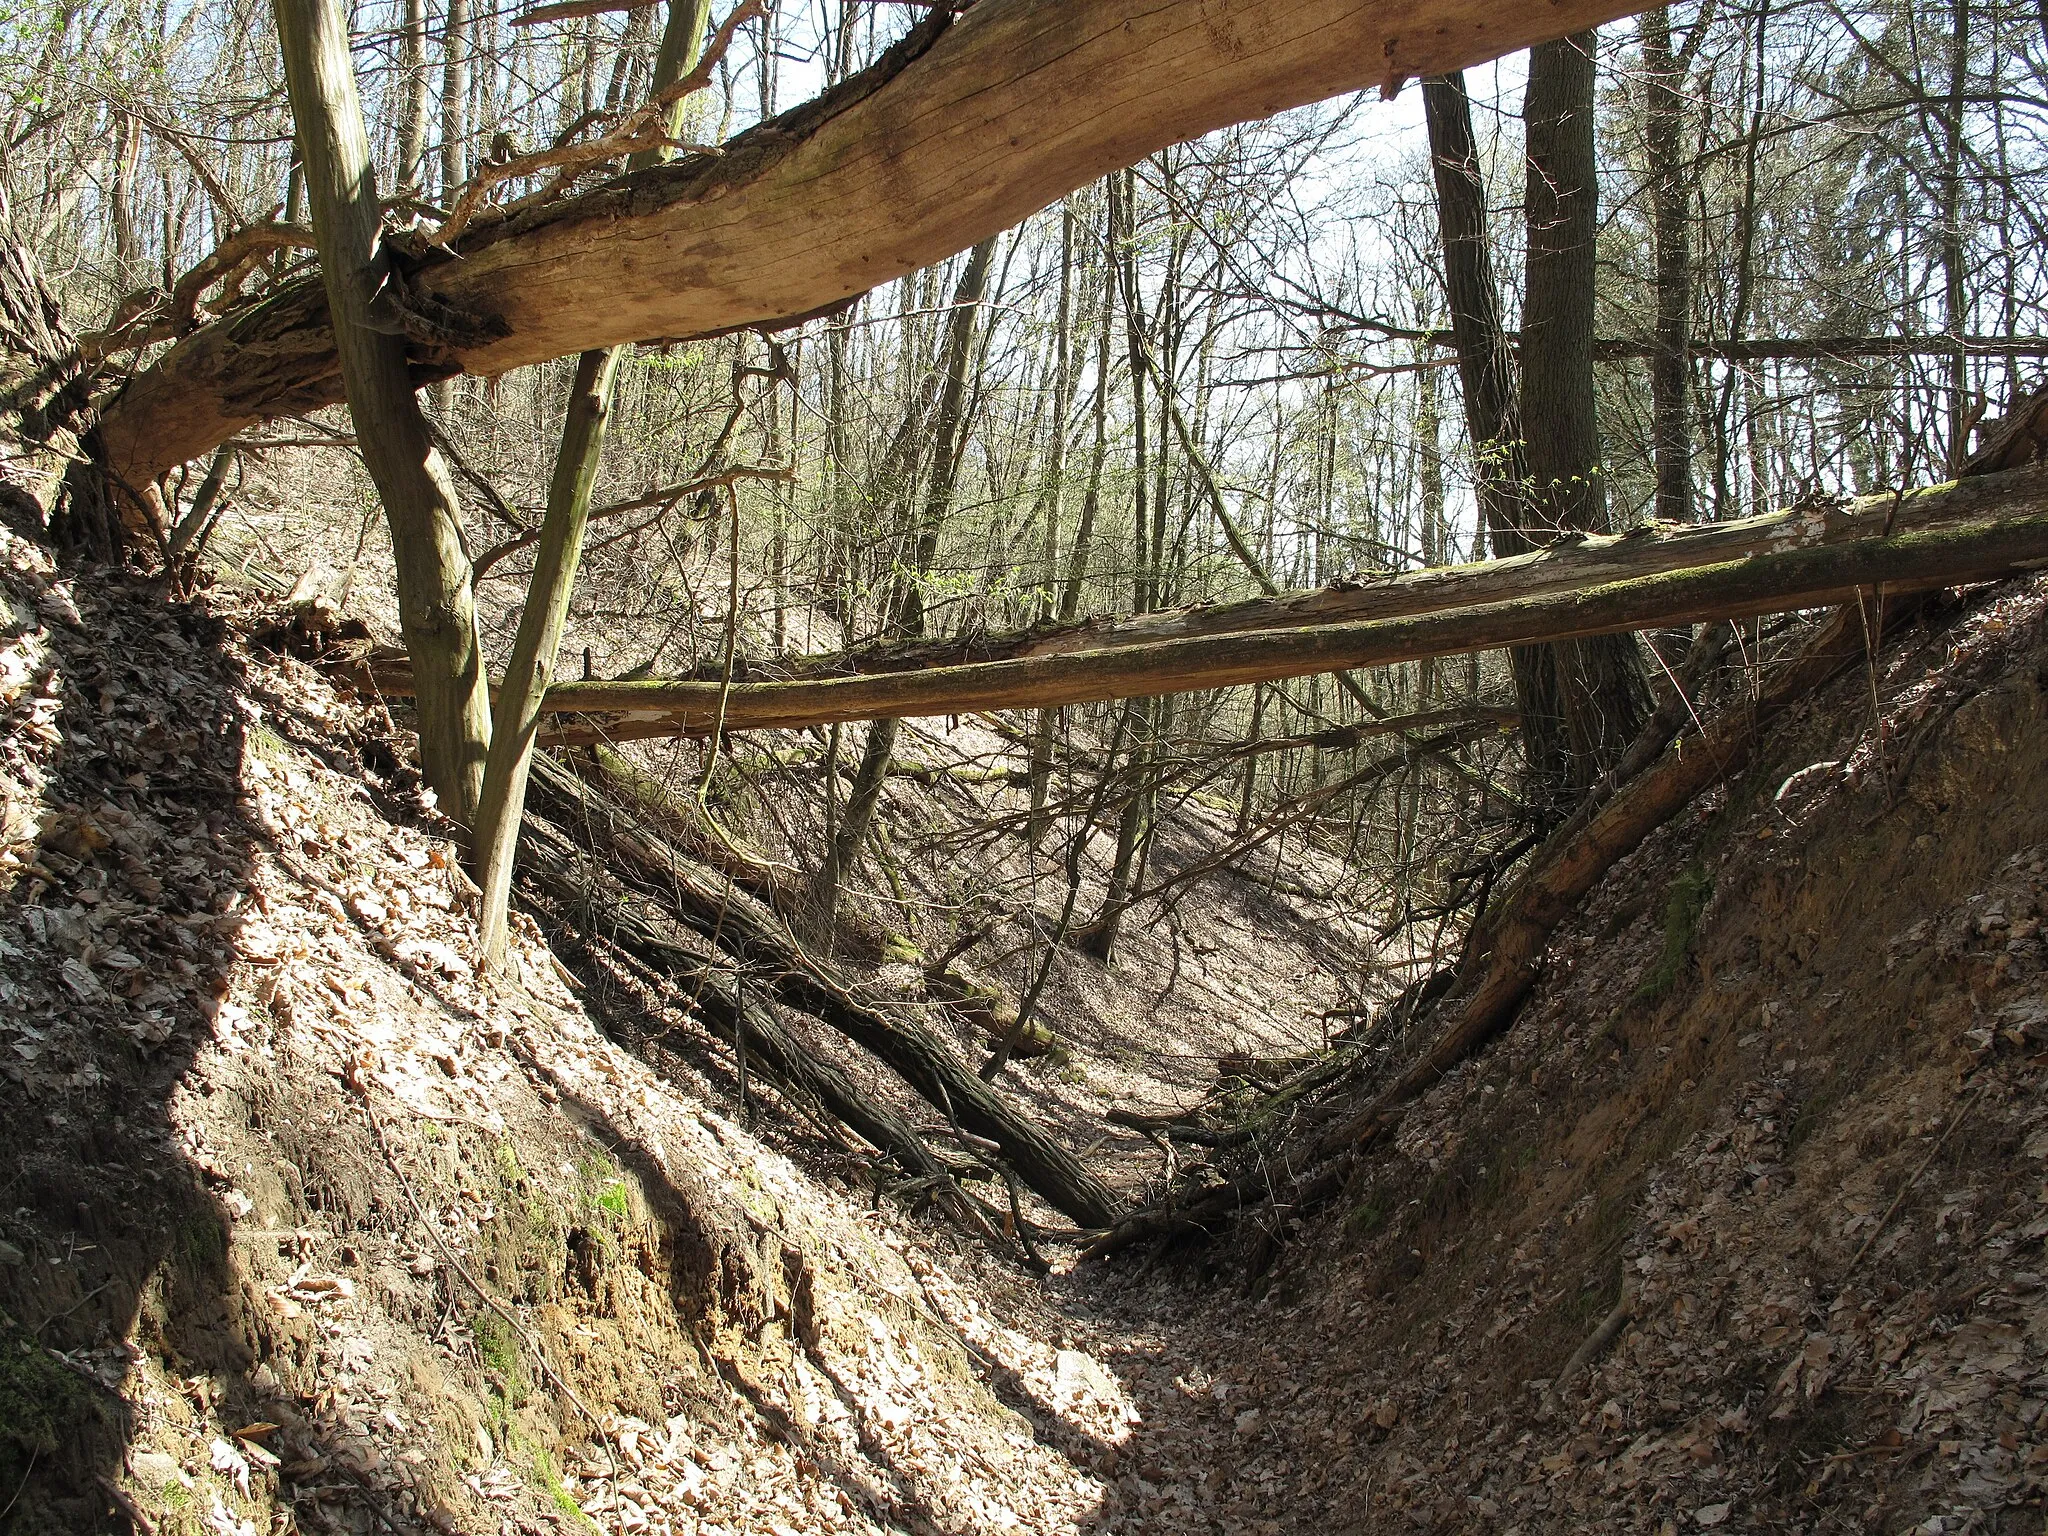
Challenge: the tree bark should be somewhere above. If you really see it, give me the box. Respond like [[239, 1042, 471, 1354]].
[[1521, 31, 1649, 794], [473, 347, 619, 969], [513, 470, 2048, 737], [1640, 6, 1693, 523], [1421, 69, 1568, 788], [472, 0, 714, 971], [101, 0, 1651, 496], [272, 0, 493, 823], [439, 0, 471, 203], [396, 0, 431, 189]]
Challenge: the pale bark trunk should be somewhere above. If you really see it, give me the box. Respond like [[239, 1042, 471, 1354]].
[[102, 0, 1649, 495], [273, 0, 493, 822], [396, 0, 430, 189], [439, 0, 471, 203]]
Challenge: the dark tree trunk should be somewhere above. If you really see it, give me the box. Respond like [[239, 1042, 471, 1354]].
[[1421, 70, 1569, 795], [1640, 6, 1693, 523], [1520, 32, 1648, 793]]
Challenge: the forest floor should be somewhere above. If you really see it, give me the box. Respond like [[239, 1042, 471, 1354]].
[[7, 484, 2048, 1536]]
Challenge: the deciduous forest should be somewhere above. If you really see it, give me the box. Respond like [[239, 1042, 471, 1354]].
[[6, 0, 2048, 1531]]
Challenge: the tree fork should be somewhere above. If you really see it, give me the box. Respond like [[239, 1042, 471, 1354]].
[[272, 0, 492, 822]]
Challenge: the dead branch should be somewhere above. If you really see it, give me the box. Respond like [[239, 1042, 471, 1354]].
[[79, 221, 317, 363], [427, 0, 761, 248]]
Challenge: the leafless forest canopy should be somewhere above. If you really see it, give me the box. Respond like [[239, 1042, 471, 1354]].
[[9, 0, 2047, 948]]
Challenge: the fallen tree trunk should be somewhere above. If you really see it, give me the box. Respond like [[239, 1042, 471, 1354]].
[[525, 751, 1123, 1228], [100, 0, 1645, 493], [518, 815, 958, 1188], [529, 469, 2048, 739]]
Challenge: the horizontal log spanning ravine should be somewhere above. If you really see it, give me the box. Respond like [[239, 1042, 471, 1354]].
[[98, 0, 1644, 491], [518, 469, 2048, 741], [530, 477, 2048, 741]]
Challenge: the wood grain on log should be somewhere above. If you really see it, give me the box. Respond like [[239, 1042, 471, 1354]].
[[99, 0, 1644, 492]]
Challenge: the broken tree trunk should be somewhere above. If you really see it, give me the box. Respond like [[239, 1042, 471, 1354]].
[[525, 752, 1123, 1229], [100, 0, 1647, 496], [522, 468, 2048, 738]]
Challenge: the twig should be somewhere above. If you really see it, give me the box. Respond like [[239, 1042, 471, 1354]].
[[1544, 1277, 1635, 1412], [1841, 1083, 1986, 1285], [428, 0, 762, 247], [95, 1474, 158, 1536], [1, 1447, 36, 1527]]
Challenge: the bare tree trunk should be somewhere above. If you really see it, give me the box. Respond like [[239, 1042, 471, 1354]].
[[473, 348, 618, 968], [895, 236, 996, 638], [1942, 0, 1974, 473], [1641, 6, 1693, 523], [517, 474, 2048, 738], [439, 0, 471, 203], [395, 0, 430, 189], [272, 0, 493, 823], [108, 112, 140, 279], [1086, 168, 1151, 960], [472, 0, 713, 970], [1422, 69, 1569, 795], [1520, 31, 1648, 795], [814, 236, 995, 928], [1026, 201, 1076, 841]]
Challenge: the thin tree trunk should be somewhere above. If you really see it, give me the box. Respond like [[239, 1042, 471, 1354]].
[[895, 236, 996, 638], [1942, 0, 1973, 473], [473, 348, 619, 969], [1087, 168, 1151, 960], [396, 0, 429, 187], [1027, 199, 1077, 843], [273, 0, 492, 822], [814, 235, 995, 926], [439, 0, 471, 202], [471, 0, 713, 970], [1641, 6, 1693, 523], [1521, 31, 1648, 794]]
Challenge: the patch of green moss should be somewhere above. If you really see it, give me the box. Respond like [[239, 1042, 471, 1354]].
[[1344, 1200, 1386, 1238], [1635, 863, 1713, 1003], [0, 1311, 105, 1486], [529, 1444, 601, 1533], [472, 1310, 530, 1406]]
